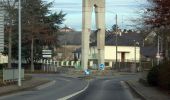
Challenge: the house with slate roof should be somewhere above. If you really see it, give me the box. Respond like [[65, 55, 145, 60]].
[[56, 30, 157, 64], [54, 31, 81, 60], [89, 31, 141, 65]]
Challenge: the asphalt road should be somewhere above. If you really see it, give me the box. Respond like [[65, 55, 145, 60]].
[[69, 75, 139, 100], [0, 74, 88, 100], [0, 74, 140, 100]]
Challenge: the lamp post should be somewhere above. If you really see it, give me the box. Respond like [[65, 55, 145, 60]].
[[156, 35, 161, 65], [115, 14, 118, 70], [134, 40, 136, 67], [18, 0, 21, 86], [134, 40, 139, 70]]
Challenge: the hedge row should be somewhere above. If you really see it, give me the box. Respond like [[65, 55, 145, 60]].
[[147, 61, 170, 90]]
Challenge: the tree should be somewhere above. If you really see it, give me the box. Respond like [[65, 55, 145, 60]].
[[143, 0, 170, 61], [0, 0, 65, 71], [111, 24, 119, 32], [21, 0, 65, 71], [0, 0, 18, 68], [145, 0, 170, 27]]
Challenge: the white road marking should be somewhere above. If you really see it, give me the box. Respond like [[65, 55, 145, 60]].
[[36, 80, 56, 90], [120, 81, 128, 89], [57, 81, 89, 100], [56, 78, 71, 82]]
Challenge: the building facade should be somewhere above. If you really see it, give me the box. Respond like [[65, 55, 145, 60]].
[[0, 9, 4, 52], [89, 46, 140, 62]]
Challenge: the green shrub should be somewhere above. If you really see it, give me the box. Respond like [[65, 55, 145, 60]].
[[147, 61, 170, 90], [147, 65, 160, 86], [158, 62, 170, 90]]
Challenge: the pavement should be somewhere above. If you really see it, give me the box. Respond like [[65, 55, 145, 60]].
[[68, 74, 141, 100], [0, 77, 50, 96], [126, 80, 170, 100], [0, 74, 88, 100], [1, 72, 170, 100]]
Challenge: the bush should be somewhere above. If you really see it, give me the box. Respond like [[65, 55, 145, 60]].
[[158, 62, 170, 90], [147, 62, 170, 90], [147, 65, 160, 86]]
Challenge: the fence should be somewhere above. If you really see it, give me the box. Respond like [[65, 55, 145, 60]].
[[2, 69, 24, 82], [9, 58, 155, 73], [41, 59, 82, 72]]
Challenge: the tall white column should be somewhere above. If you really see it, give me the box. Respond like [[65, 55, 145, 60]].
[[82, 0, 105, 70], [82, 0, 92, 70], [95, 2, 105, 66]]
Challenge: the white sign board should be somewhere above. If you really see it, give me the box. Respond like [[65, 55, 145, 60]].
[[42, 50, 52, 58], [42, 55, 52, 58]]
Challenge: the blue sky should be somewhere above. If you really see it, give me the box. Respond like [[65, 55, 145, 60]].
[[45, 0, 148, 31]]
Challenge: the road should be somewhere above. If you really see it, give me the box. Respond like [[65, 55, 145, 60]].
[[0, 74, 87, 100], [69, 75, 140, 100], [0, 74, 140, 100]]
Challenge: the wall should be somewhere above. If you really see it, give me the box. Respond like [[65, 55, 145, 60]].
[[89, 46, 140, 62]]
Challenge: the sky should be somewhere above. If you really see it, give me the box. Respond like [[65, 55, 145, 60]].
[[45, 0, 148, 31]]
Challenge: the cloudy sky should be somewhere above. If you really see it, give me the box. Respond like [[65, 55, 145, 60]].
[[45, 0, 148, 31]]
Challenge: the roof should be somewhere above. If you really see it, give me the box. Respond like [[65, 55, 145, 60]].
[[62, 31, 157, 58], [59, 26, 75, 32], [91, 31, 143, 46], [58, 31, 144, 46], [58, 31, 81, 45]]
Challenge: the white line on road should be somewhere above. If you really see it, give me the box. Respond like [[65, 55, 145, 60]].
[[56, 78, 71, 82], [57, 81, 89, 100], [120, 81, 128, 89], [36, 80, 56, 90]]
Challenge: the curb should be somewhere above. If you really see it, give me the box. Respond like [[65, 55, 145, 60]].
[[125, 81, 148, 100], [0, 79, 50, 96], [58, 81, 89, 100]]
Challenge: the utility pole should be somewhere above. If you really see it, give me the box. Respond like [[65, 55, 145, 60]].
[[18, 0, 21, 86], [134, 40, 136, 68], [157, 36, 160, 65], [115, 14, 118, 70]]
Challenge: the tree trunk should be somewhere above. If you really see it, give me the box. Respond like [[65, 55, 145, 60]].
[[31, 37, 34, 72], [8, 27, 12, 68]]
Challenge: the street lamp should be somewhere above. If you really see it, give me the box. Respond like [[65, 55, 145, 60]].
[[156, 35, 162, 65], [18, 0, 21, 86], [115, 14, 118, 70], [134, 40, 139, 69]]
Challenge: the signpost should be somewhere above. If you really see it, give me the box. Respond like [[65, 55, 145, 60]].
[[99, 64, 105, 70], [42, 50, 52, 58], [84, 69, 90, 75]]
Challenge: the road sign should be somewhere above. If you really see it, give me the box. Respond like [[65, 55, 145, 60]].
[[42, 50, 52, 55], [84, 69, 90, 75], [42, 55, 52, 58], [99, 64, 105, 70], [42, 50, 52, 58]]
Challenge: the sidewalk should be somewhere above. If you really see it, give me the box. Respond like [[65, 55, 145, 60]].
[[126, 80, 170, 100], [0, 77, 50, 96]]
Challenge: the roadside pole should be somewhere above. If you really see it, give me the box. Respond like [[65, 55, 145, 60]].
[[115, 14, 118, 71], [18, 0, 21, 86]]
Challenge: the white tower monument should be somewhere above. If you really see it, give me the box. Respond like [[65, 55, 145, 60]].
[[82, 0, 105, 70]]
